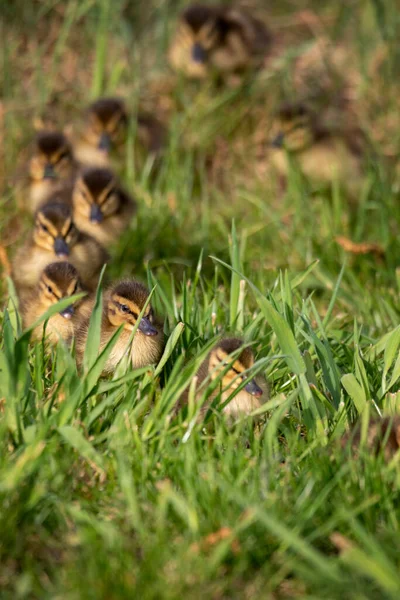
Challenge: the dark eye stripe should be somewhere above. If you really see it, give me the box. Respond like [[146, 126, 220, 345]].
[[64, 223, 73, 238], [100, 189, 116, 205], [55, 150, 70, 164], [231, 366, 241, 375]]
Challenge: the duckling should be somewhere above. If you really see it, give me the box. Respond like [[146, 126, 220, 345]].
[[180, 338, 263, 419], [342, 416, 400, 462], [17, 130, 77, 214], [169, 4, 271, 81], [75, 280, 164, 375], [12, 201, 109, 294], [71, 167, 136, 247], [72, 97, 127, 167], [269, 102, 364, 194], [21, 261, 90, 344], [72, 97, 165, 167]]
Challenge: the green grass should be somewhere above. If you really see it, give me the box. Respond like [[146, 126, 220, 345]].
[[1, 0, 400, 597]]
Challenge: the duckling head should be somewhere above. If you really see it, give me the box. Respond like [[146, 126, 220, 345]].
[[30, 130, 74, 182], [107, 280, 158, 335], [73, 167, 119, 224], [171, 4, 224, 76], [82, 97, 127, 153], [33, 202, 79, 258], [38, 261, 82, 319], [270, 103, 315, 153], [208, 338, 262, 397]]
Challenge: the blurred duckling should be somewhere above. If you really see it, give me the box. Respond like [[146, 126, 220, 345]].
[[75, 280, 164, 375], [12, 201, 108, 294], [73, 97, 127, 167], [72, 167, 136, 247], [342, 415, 400, 462], [180, 338, 264, 419], [21, 261, 89, 344], [17, 130, 77, 214], [72, 97, 165, 167], [269, 102, 364, 194], [169, 4, 271, 81]]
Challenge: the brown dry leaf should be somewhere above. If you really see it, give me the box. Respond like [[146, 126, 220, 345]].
[[330, 532, 354, 554], [190, 526, 240, 555], [0, 245, 11, 277], [335, 236, 384, 257]]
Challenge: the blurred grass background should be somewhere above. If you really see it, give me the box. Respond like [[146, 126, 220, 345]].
[[1, 0, 400, 598]]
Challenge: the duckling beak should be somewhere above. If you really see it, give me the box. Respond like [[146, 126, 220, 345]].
[[271, 132, 285, 149], [244, 378, 263, 398], [138, 317, 158, 336], [98, 132, 111, 151], [54, 237, 69, 258], [60, 305, 74, 319], [90, 204, 103, 224], [192, 42, 207, 63], [44, 163, 56, 179]]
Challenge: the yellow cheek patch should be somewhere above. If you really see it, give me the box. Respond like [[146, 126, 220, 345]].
[[61, 218, 73, 237], [36, 214, 58, 238], [98, 182, 117, 206], [66, 279, 79, 297]]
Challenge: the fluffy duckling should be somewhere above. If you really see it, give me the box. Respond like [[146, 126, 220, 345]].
[[18, 130, 77, 214], [73, 97, 165, 166], [72, 97, 127, 167], [180, 338, 263, 419], [342, 416, 400, 462], [169, 4, 271, 80], [75, 280, 164, 375], [12, 201, 108, 294], [71, 167, 136, 247], [269, 102, 364, 193], [21, 261, 89, 344]]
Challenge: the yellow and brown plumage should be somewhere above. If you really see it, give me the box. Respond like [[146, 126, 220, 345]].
[[72, 97, 165, 167], [168, 4, 271, 80], [179, 338, 264, 419], [17, 130, 77, 214], [269, 102, 364, 194], [71, 167, 136, 247], [75, 280, 164, 375], [21, 261, 90, 344], [12, 201, 109, 294]]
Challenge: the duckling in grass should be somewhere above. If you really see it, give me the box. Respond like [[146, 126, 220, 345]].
[[169, 4, 271, 82], [180, 338, 264, 419], [72, 167, 136, 247], [269, 102, 364, 195], [12, 201, 109, 294], [75, 280, 164, 375], [72, 97, 165, 167], [21, 261, 89, 344], [17, 130, 77, 214]]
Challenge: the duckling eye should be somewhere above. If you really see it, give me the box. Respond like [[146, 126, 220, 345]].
[[41, 223, 49, 233], [119, 304, 130, 313], [56, 150, 70, 164], [47, 285, 53, 294]]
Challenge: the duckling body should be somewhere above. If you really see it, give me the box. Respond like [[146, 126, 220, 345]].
[[12, 202, 108, 294], [169, 4, 271, 80], [270, 103, 364, 194], [17, 130, 77, 214], [180, 338, 263, 419], [75, 280, 164, 374], [21, 262, 89, 344], [72, 167, 136, 247]]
